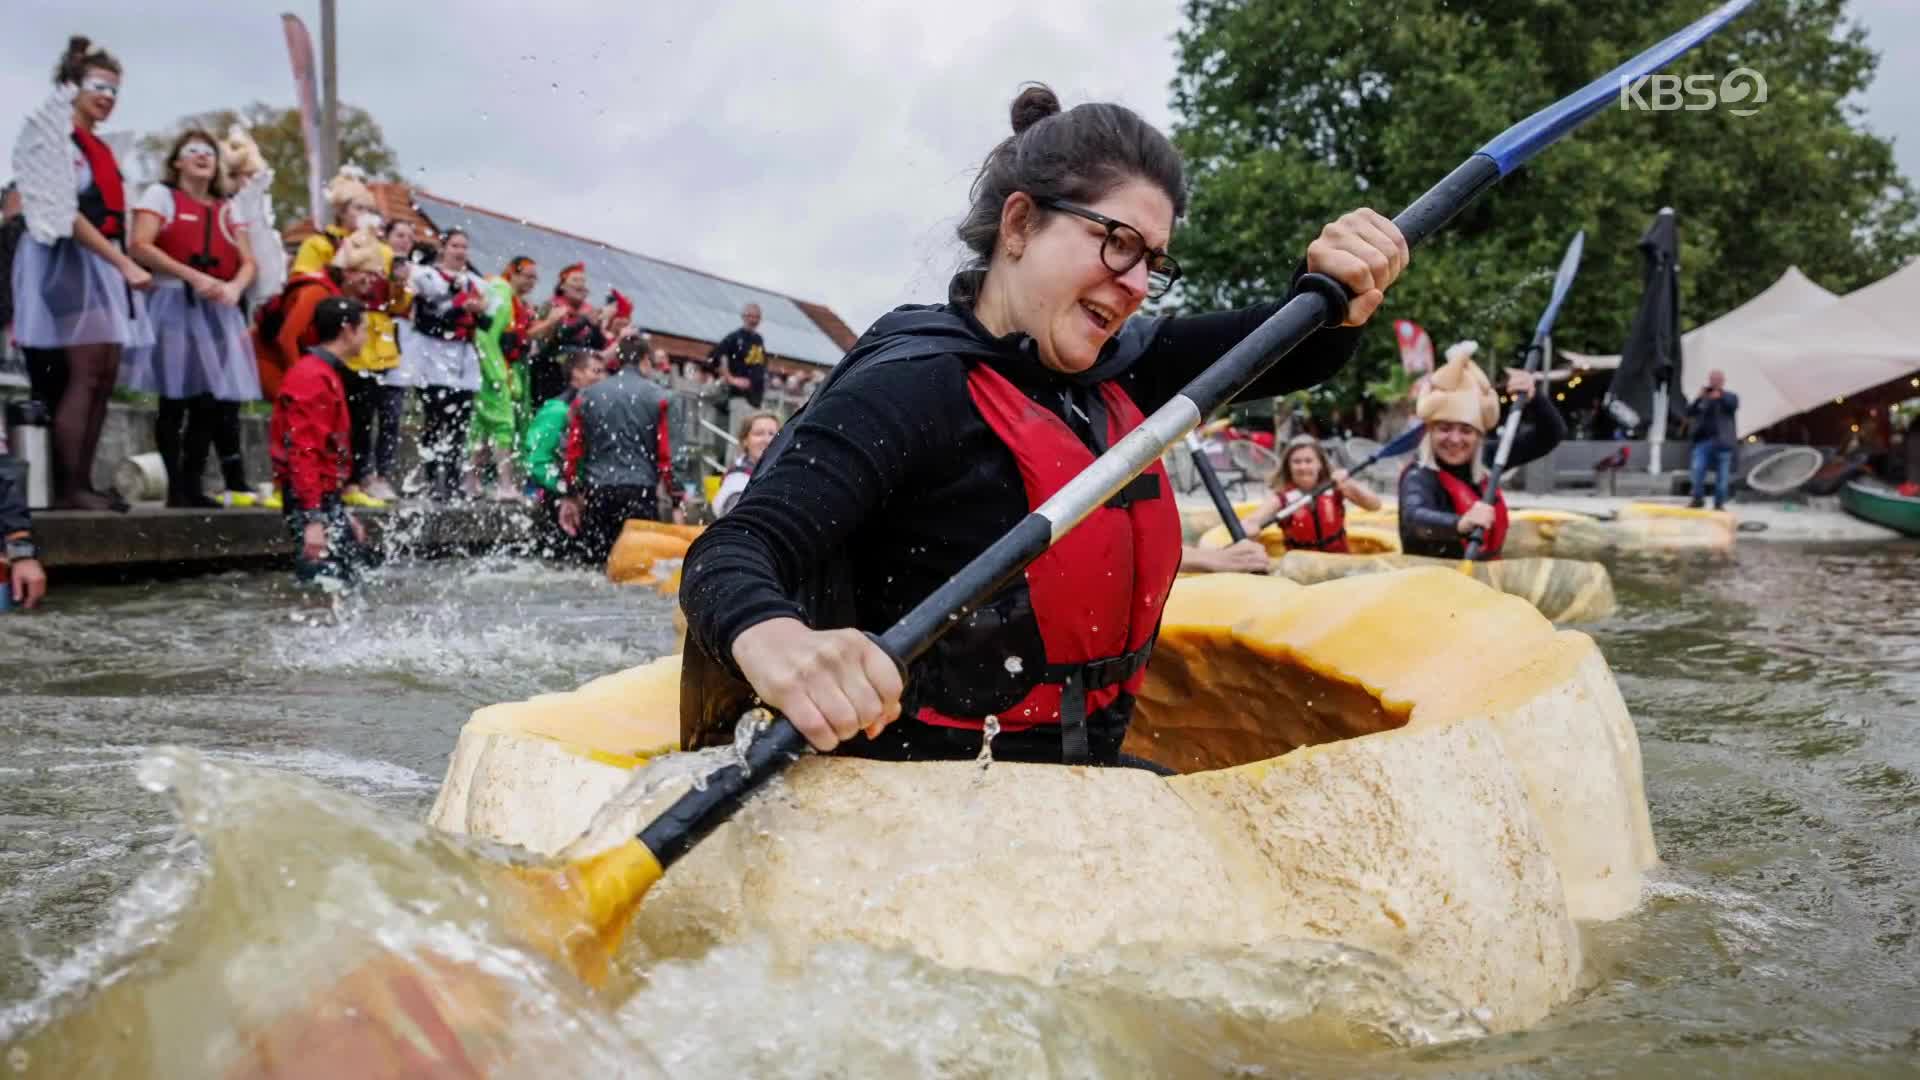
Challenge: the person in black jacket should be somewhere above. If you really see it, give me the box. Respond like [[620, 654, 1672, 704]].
[[1397, 342, 1565, 560], [679, 83, 1407, 765], [1, 449, 47, 609], [1685, 369, 1739, 509]]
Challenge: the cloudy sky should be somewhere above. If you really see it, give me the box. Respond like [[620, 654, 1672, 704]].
[[5, 1, 1917, 335]]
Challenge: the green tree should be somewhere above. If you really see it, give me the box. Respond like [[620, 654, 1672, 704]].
[[1170, 0, 1920, 416], [137, 102, 401, 224]]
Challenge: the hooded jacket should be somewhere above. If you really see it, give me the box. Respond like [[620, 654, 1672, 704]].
[[679, 272, 1361, 762]]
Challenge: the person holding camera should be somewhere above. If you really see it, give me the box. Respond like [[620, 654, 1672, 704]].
[[1686, 369, 1740, 510]]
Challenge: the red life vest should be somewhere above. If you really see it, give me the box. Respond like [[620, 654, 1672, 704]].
[[70, 127, 126, 239], [1432, 466, 1509, 558], [909, 363, 1182, 759], [500, 294, 534, 364], [1278, 486, 1349, 553], [154, 188, 242, 282]]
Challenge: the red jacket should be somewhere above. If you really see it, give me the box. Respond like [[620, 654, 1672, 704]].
[[269, 348, 352, 511]]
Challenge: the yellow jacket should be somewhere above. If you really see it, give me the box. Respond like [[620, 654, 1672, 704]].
[[291, 226, 411, 373]]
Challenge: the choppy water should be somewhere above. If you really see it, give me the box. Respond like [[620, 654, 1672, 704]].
[[2, 543, 1917, 1076]]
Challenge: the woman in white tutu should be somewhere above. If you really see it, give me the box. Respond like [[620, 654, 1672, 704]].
[[123, 128, 259, 507], [9, 36, 153, 510]]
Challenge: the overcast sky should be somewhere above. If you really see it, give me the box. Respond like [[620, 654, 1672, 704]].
[[5, 1, 1917, 336]]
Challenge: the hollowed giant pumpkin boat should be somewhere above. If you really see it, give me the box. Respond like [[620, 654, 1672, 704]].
[[430, 568, 1657, 1033]]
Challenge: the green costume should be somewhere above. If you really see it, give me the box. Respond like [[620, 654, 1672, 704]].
[[470, 276, 523, 455], [523, 393, 574, 495]]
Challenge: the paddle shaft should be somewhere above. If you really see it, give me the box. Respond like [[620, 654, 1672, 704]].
[[1465, 231, 1586, 559], [1186, 432, 1249, 543], [635, 0, 1760, 873]]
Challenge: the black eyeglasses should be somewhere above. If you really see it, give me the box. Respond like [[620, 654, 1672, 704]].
[[1033, 196, 1181, 300]]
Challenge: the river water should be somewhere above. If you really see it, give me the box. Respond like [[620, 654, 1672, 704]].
[[1, 542, 1916, 1076]]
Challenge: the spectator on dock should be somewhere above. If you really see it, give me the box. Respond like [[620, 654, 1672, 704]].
[[1, 448, 47, 610], [523, 347, 605, 553], [557, 352, 683, 563], [526, 262, 603, 407], [220, 125, 285, 310], [399, 228, 493, 502], [9, 37, 152, 512], [470, 255, 537, 502], [706, 302, 766, 431], [712, 410, 780, 517], [123, 128, 260, 508], [1686, 369, 1739, 510], [269, 296, 371, 585], [362, 217, 416, 502]]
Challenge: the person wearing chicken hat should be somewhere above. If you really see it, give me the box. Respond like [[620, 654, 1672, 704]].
[[1397, 340, 1565, 560]]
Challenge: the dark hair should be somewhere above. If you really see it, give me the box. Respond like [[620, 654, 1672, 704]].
[[562, 347, 603, 374], [313, 297, 366, 342], [381, 218, 415, 239], [506, 255, 535, 275], [56, 36, 121, 86], [439, 227, 468, 244], [951, 83, 1186, 304], [160, 128, 226, 198]]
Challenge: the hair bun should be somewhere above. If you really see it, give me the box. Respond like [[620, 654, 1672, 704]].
[[1009, 83, 1061, 135], [66, 35, 92, 57]]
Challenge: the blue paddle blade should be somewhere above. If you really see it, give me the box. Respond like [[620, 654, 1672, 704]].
[[1379, 422, 1426, 460], [1475, 0, 1758, 176], [1532, 230, 1586, 343]]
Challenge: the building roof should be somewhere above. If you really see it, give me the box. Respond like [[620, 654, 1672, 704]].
[[409, 190, 851, 367]]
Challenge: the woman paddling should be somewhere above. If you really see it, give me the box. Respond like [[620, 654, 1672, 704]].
[[1239, 434, 1382, 553], [1397, 341, 1564, 560], [680, 83, 1406, 765]]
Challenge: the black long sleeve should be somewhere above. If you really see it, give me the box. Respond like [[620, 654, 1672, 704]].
[[1499, 389, 1567, 470], [682, 295, 1361, 669], [0, 455, 31, 536]]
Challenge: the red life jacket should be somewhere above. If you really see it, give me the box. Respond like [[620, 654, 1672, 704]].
[[70, 127, 126, 239], [500, 294, 534, 364], [1278, 486, 1348, 552], [155, 187, 242, 282], [908, 363, 1182, 760], [1432, 466, 1509, 558]]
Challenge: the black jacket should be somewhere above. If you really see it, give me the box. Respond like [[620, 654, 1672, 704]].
[[0, 454, 30, 536], [680, 273, 1362, 757]]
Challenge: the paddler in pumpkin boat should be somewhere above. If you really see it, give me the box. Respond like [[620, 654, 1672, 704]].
[[678, 82, 1407, 768], [1397, 341, 1565, 560], [1238, 433, 1385, 554]]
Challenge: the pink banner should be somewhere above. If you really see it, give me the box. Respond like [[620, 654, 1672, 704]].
[[1394, 318, 1434, 376], [280, 14, 327, 230]]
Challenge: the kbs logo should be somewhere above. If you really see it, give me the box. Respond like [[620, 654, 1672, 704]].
[[1619, 68, 1767, 116]]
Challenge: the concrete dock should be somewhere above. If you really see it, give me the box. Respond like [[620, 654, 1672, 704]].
[[32, 501, 542, 572]]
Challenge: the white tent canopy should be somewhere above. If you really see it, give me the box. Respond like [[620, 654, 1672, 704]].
[[1693, 259, 1920, 437], [1558, 265, 1839, 374], [1556, 263, 1920, 438]]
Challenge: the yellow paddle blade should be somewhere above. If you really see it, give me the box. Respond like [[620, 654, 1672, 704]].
[[499, 839, 663, 988]]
